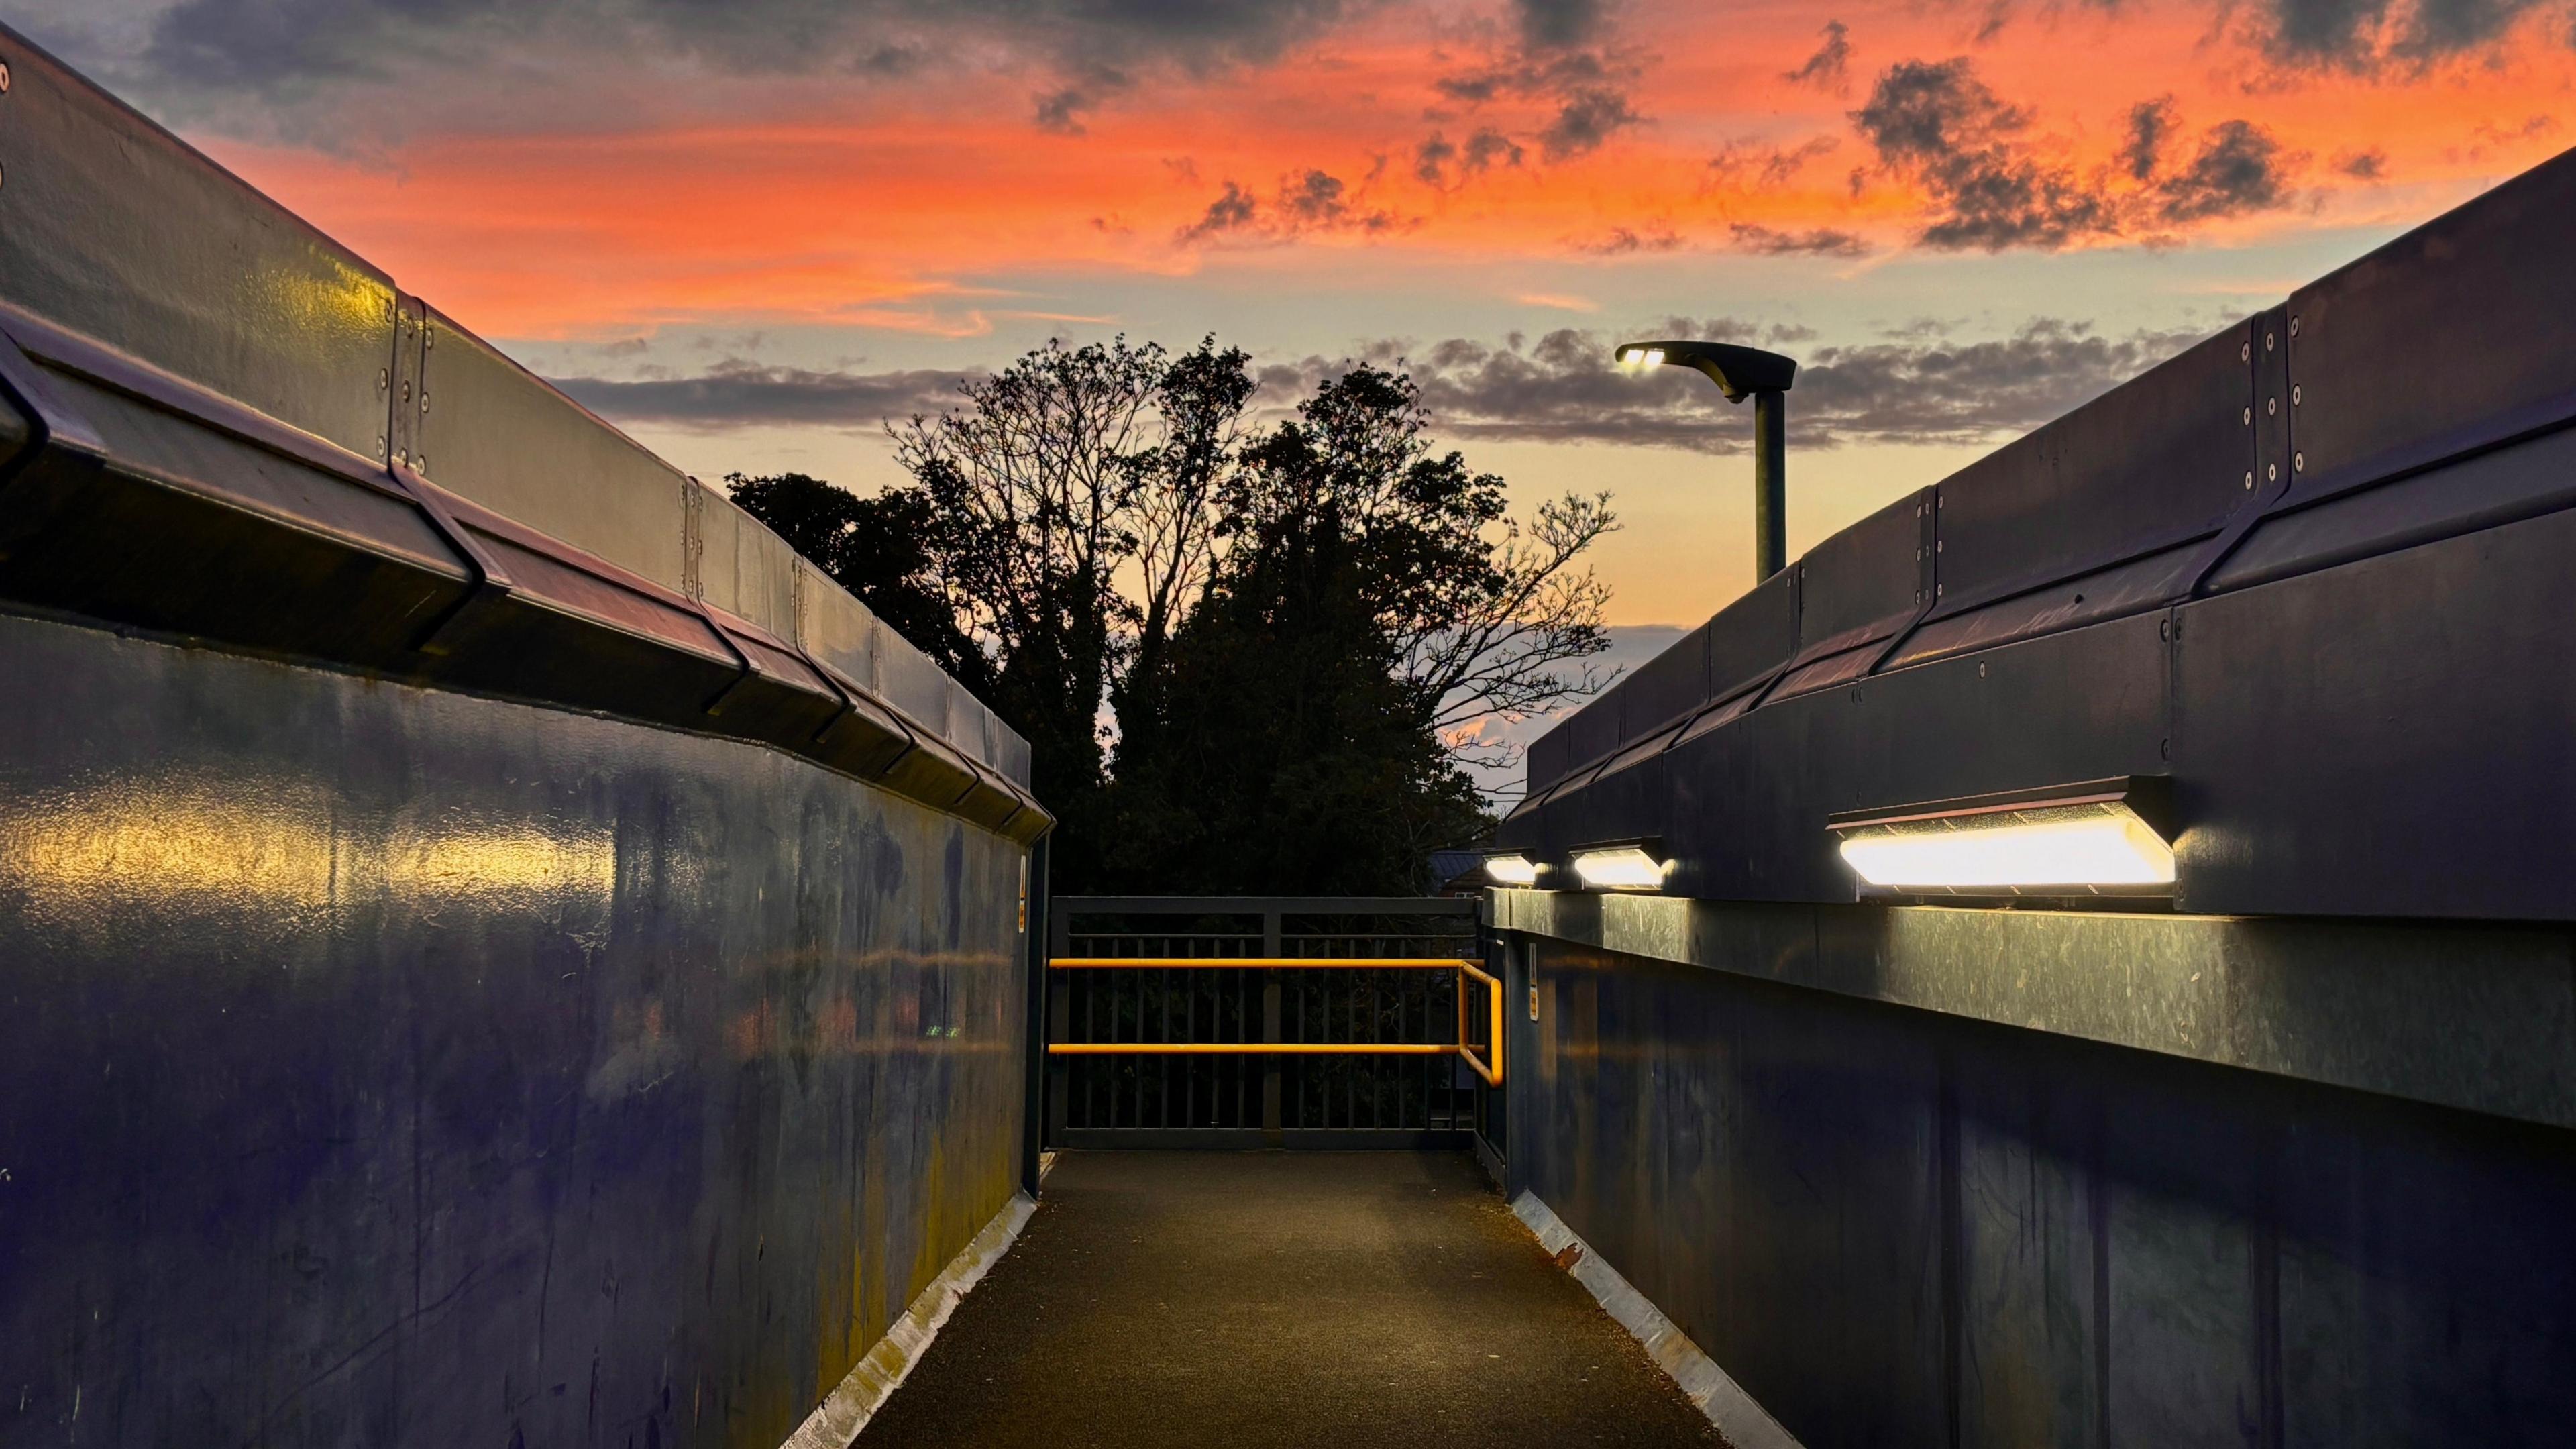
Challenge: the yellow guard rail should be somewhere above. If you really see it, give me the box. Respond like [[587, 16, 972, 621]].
[[1047, 957, 1505, 1085]]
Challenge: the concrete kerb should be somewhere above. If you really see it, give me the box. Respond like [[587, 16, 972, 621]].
[[1510, 1190, 1805, 1449], [787, 1190, 1039, 1448]]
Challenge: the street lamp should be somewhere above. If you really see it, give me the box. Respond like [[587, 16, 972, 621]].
[[1617, 340, 1799, 579]]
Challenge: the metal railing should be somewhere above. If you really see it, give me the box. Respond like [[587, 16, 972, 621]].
[[1043, 897, 1488, 1149]]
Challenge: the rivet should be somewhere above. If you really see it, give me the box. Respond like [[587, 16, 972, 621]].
[[1978, 662, 1987, 678], [2292, 384, 2302, 405], [2267, 397, 2277, 417], [2290, 315, 2300, 337], [2268, 462, 2279, 482], [419, 391, 431, 415], [2242, 406, 2251, 425], [376, 434, 388, 457], [396, 449, 409, 465], [416, 454, 427, 474], [1935, 539, 1943, 553], [2241, 341, 2251, 362], [2243, 470, 2253, 489], [1, 60, 13, 93], [2294, 451, 2304, 472], [378, 368, 390, 393], [402, 380, 412, 403], [1936, 583, 1944, 596], [2266, 332, 2276, 352], [424, 330, 435, 350]]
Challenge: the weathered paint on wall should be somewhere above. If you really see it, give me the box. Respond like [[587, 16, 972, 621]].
[[0, 608, 1030, 1448], [1501, 934, 2576, 1449]]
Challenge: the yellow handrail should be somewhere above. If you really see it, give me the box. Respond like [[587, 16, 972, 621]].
[[1044, 955, 1505, 1083], [1049, 957, 1471, 969]]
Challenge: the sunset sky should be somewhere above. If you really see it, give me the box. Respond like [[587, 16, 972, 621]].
[[13, 0, 2572, 629]]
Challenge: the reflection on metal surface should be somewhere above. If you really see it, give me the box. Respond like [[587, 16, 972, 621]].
[[1572, 846, 1667, 892], [1837, 808, 2175, 891], [0, 784, 616, 917]]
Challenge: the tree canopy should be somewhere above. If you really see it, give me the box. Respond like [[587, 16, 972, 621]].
[[728, 335, 1617, 894]]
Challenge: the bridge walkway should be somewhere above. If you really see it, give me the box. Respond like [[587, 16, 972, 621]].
[[861, 1151, 1725, 1448]]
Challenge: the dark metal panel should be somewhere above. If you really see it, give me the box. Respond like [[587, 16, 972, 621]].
[[1705, 565, 1799, 702], [0, 607, 1032, 1448], [2206, 418, 2576, 596], [1504, 925, 2576, 1449], [1796, 488, 1933, 654], [1613, 619, 1711, 738], [1929, 321, 2254, 614], [2285, 148, 2576, 506], [2175, 502, 2576, 919], [417, 307, 692, 595], [1659, 613, 2169, 903], [0, 25, 396, 460], [1890, 541, 2200, 669]]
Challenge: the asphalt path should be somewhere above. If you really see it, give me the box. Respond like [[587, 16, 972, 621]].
[[859, 1150, 1727, 1448]]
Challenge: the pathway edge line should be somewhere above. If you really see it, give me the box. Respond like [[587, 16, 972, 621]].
[[784, 1189, 1039, 1448], [1511, 1189, 1806, 1449]]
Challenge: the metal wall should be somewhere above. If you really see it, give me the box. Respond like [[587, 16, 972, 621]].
[[0, 25, 1049, 1449], [0, 608, 1030, 1448], [1508, 146, 2576, 924], [1499, 930, 2576, 1449]]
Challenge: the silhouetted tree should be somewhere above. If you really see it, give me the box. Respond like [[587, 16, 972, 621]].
[[728, 341, 1619, 894]]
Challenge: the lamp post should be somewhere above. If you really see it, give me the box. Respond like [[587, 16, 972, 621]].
[[1617, 340, 1799, 580]]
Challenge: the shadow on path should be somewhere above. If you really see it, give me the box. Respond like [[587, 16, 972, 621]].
[[861, 1151, 1725, 1448]]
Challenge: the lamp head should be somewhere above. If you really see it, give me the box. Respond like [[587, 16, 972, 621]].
[[1615, 339, 1799, 402]]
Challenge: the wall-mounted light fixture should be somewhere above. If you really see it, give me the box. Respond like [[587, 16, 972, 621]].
[[1481, 853, 1541, 887], [1570, 838, 1669, 892], [1827, 778, 2175, 897]]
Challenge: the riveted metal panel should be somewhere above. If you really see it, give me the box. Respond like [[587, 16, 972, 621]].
[[1655, 613, 2169, 903], [0, 25, 395, 460], [876, 625, 955, 731], [1929, 322, 2254, 614], [1798, 488, 1933, 653], [1705, 566, 1799, 702], [415, 309, 690, 596], [0, 608, 1033, 1448], [803, 565, 883, 691], [2176, 501, 2576, 920], [2285, 150, 2576, 505]]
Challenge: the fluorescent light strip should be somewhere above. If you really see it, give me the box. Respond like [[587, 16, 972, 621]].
[[1572, 846, 1665, 891], [1483, 854, 1539, 886], [1837, 808, 2173, 891]]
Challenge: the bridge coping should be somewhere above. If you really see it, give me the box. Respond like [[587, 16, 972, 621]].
[[1487, 888, 2576, 1130]]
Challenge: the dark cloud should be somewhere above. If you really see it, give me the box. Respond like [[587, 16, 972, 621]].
[[2335, 147, 2390, 178], [1707, 134, 1841, 189], [1177, 182, 1263, 241], [1854, 58, 2297, 250], [1539, 87, 1640, 159], [1265, 317, 2208, 451], [1783, 20, 1851, 91], [2151, 120, 2292, 223], [1513, 0, 1612, 50], [1577, 225, 1683, 254], [1433, 4, 1642, 166], [2246, 0, 2548, 70], [1415, 127, 1525, 186], [1174, 170, 1408, 244], [23, 0, 1358, 140], [1034, 85, 1102, 135], [1729, 223, 1870, 257], [2121, 97, 2176, 182], [550, 360, 977, 431], [1851, 57, 2116, 250]]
